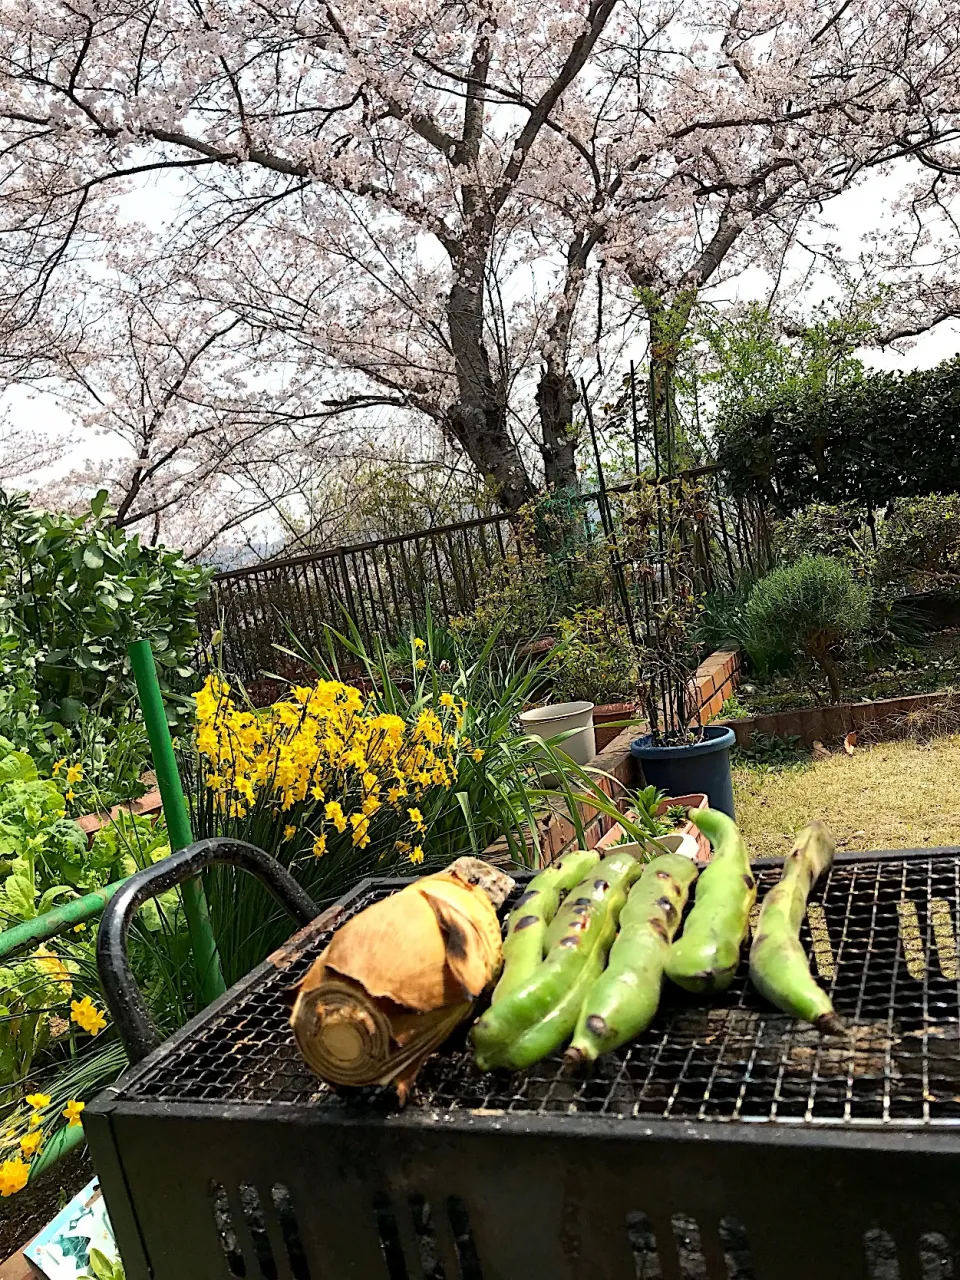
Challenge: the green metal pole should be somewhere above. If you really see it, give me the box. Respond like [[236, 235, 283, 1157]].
[[128, 639, 225, 1002], [0, 881, 126, 960]]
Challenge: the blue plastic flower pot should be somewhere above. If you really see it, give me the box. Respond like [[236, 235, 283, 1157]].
[[630, 725, 737, 818]]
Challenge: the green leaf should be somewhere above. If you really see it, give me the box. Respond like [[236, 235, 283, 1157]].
[[90, 490, 110, 518], [3, 871, 37, 919], [0, 750, 38, 784], [38, 884, 76, 913], [83, 546, 105, 570]]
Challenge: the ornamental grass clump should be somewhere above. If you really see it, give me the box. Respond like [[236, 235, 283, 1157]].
[[743, 555, 872, 702]]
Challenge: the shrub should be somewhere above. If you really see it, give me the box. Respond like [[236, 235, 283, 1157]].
[[743, 556, 872, 701], [774, 502, 874, 571], [550, 607, 640, 704], [719, 355, 960, 511], [0, 490, 212, 721], [873, 494, 960, 593], [451, 492, 612, 649]]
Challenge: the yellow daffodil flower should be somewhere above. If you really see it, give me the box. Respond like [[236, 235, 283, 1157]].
[[0, 1158, 28, 1196], [70, 997, 107, 1036], [19, 1131, 42, 1157]]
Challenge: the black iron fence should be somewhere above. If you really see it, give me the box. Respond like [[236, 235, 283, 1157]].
[[198, 464, 771, 688]]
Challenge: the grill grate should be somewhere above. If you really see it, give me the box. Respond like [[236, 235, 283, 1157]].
[[126, 851, 960, 1127]]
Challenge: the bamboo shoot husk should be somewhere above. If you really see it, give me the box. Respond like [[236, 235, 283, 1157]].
[[290, 857, 513, 1101]]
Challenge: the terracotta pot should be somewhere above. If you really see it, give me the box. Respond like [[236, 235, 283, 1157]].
[[655, 793, 710, 862], [592, 699, 646, 752], [595, 792, 710, 861]]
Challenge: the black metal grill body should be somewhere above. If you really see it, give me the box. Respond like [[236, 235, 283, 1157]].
[[86, 849, 960, 1280]]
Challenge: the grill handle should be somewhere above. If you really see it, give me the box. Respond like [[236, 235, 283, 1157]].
[[97, 837, 319, 1064]]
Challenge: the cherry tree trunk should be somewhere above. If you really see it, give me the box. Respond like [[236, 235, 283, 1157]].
[[447, 269, 535, 515]]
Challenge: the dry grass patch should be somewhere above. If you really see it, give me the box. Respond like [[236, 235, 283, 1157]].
[[733, 734, 960, 860]]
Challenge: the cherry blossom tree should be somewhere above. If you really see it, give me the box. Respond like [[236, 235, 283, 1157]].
[[1, 282, 379, 558], [0, 0, 957, 523]]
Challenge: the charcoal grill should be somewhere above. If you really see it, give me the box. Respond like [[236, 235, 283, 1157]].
[[87, 842, 960, 1280]]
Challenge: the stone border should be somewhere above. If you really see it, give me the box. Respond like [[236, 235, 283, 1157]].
[[717, 687, 960, 748]]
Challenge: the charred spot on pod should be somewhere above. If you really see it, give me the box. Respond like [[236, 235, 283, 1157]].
[[743, 874, 755, 890], [649, 917, 669, 940], [585, 1014, 608, 1037], [570, 897, 592, 908], [656, 897, 677, 923], [512, 914, 540, 931], [593, 879, 609, 892], [513, 890, 538, 909], [557, 935, 580, 948], [443, 918, 468, 961], [568, 917, 589, 931], [655, 870, 672, 881]]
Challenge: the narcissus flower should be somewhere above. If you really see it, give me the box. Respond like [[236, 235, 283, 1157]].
[[63, 1100, 85, 1128], [71, 997, 107, 1036], [19, 1131, 42, 1157], [0, 1158, 28, 1196]]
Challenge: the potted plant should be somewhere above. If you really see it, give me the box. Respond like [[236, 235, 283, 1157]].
[[549, 607, 645, 751], [622, 476, 737, 816], [596, 785, 709, 860]]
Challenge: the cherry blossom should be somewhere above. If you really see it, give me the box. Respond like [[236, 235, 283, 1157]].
[[0, 0, 955, 534]]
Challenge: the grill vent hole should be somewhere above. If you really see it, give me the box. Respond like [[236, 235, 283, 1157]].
[[238, 1183, 278, 1280], [408, 1194, 447, 1279], [919, 1232, 954, 1279], [671, 1214, 708, 1279], [864, 1228, 901, 1279], [719, 1217, 754, 1279], [373, 1194, 408, 1280], [447, 1196, 483, 1279], [271, 1185, 311, 1280], [209, 1181, 245, 1278], [626, 1210, 662, 1278]]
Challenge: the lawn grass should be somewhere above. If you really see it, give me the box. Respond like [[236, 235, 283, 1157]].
[[733, 734, 960, 860]]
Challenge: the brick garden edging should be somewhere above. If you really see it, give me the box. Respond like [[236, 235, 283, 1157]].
[[717, 687, 960, 748], [75, 790, 163, 844]]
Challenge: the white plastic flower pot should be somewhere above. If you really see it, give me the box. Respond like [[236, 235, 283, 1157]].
[[607, 832, 700, 863], [519, 700, 597, 768]]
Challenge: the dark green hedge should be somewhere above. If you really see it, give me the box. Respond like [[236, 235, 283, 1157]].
[[718, 356, 960, 510]]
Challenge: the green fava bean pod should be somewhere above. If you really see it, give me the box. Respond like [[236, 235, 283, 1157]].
[[472, 849, 642, 1071], [502, 947, 605, 1071], [750, 821, 844, 1035], [565, 853, 698, 1069], [664, 808, 756, 995], [492, 849, 601, 1005]]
